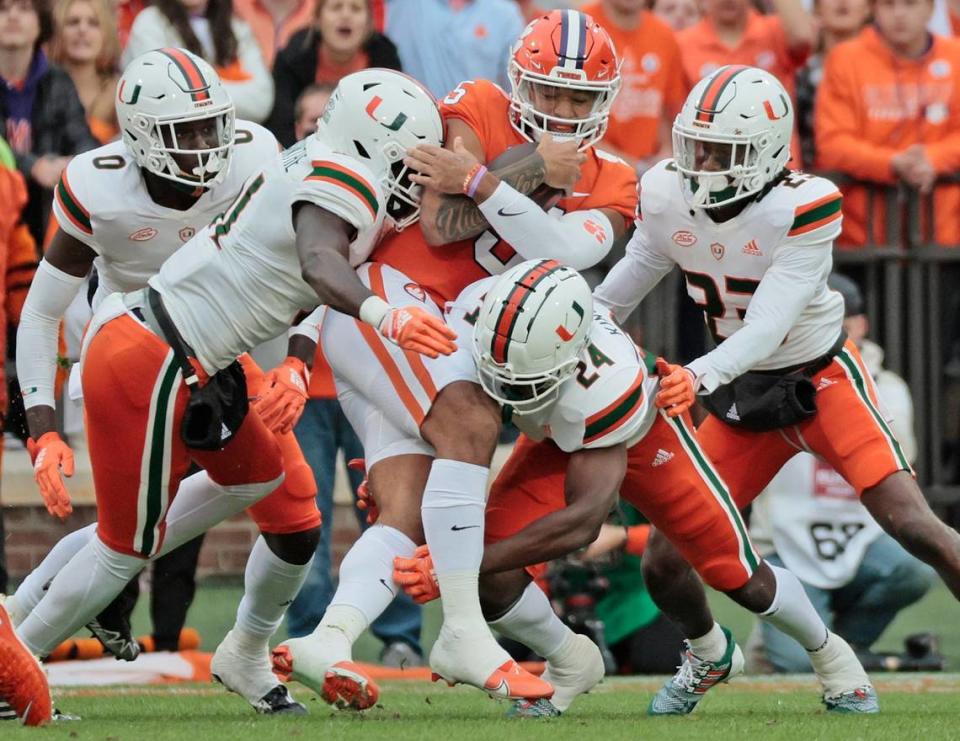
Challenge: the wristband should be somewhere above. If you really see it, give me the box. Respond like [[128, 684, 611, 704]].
[[463, 164, 488, 198], [359, 294, 390, 329], [625, 524, 651, 556]]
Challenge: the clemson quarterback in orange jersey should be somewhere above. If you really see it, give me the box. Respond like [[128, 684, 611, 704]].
[[272, 9, 639, 709]]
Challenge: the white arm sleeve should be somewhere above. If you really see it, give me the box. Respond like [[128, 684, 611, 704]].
[[592, 221, 675, 323], [686, 239, 831, 393], [16, 259, 87, 409], [476, 182, 615, 270]]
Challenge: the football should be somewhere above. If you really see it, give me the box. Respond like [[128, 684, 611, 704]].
[[486, 141, 564, 211]]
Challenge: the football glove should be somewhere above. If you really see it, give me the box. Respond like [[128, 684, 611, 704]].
[[26, 431, 74, 519], [654, 357, 697, 418], [379, 306, 457, 358], [392, 545, 439, 604], [348, 457, 379, 525], [254, 356, 310, 435]]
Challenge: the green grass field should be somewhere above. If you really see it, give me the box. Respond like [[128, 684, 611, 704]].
[[5, 675, 960, 740], [6, 582, 957, 738]]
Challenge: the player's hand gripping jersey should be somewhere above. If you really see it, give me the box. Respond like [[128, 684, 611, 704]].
[[597, 159, 845, 392], [371, 79, 637, 304], [53, 122, 281, 309], [450, 276, 659, 452], [146, 137, 385, 376]]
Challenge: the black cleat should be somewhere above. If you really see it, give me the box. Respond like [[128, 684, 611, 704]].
[[252, 685, 308, 716]]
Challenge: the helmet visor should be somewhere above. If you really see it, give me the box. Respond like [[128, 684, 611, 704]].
[[153, 107, 235, 187], [672, 123, 762, 208]]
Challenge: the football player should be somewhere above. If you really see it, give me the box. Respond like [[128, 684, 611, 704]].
[[0, 66, 449, 722], [271, 9, 635, 705], [593, 64, 960, 712], [10, 47, 322, 715], [394, 259, 876, 716]]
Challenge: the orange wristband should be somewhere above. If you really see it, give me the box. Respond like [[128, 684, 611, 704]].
[[625, 524, 651, 556]]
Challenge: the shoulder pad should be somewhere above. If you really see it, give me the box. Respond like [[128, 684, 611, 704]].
[[638, 159, 678, 218], [772, 172, 843, 242]]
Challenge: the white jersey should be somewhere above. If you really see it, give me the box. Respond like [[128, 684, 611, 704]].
[[451, 278, 660, 453], [595, 160, 846, 393], [151, 137, 386, 374], [749, 340, 916, 589], [52, 121, 281, 309]]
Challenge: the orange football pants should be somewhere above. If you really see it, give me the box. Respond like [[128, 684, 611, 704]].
[[697, 340, 912, 508], [82, 315, 317, 558], [485, 411, 760, 592]]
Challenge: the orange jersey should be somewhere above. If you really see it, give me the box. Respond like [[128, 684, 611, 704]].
[[581, 5, 688, 160], [677, 12, 808, 165], [371, 79, 637, 304], [815, 27, 960, 246]]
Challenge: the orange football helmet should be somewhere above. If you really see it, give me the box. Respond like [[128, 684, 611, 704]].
[[508, 9, 621, 150]]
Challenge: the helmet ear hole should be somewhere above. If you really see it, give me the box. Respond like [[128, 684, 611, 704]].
[[353, 140, 370, 159]]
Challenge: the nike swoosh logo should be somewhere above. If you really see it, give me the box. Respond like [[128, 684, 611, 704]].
[[379, 578, 396, 595], [497, 208, 526, 217], [571, 192, 590, 198], [450, 524, 480, 531]]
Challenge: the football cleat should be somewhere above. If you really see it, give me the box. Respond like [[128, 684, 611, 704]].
[[809, 632, 879, 714], [86, 616, 140, 662], [272, 635, 378, 711], [538, 633, 605, 713], [507, 698, 561, 719], [0, 602, 52, 726], [648, 626, 743, 715], [211, 630, 306, 715]]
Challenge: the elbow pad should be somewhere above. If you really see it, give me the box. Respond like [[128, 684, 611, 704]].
[[17, 259, 86, 409], [478, 182, 615, 270]]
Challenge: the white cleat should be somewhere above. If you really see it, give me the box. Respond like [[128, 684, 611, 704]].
[[271, 631, 378, 711], [808, 632, 879, 714], [541, 634, 605, 712], [429, 624, 553, 701], [211, 630, 306, 715]]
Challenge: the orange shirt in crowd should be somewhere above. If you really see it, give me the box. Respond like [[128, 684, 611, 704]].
[[116, 0, 147, 51], [816, 26, 960, 246], [315, 47, 370, 85], [581, 4, 687, 161], [677, 10, 808, 163], [234, 0, 316, 68]]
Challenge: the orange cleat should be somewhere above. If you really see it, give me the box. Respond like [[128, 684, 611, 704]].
[[432, 658, 554, 701], [321, 662, 380, 711], [0, 602, 52, 726]]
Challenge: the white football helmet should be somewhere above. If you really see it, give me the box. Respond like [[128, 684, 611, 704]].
[[473, 259, 592, 415], [672, 65, 793, 209], [116, 48, 235, 188], [508, 9, 621, 150], [316, 68, 443, 231]]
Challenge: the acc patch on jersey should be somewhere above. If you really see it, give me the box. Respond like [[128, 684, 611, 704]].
[[129, 227, 157, 242]]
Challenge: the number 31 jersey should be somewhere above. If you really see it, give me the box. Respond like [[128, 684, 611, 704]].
[[52, 121, 281, 309], [151, 136, 386, 375], [629, 160, 845, 372]]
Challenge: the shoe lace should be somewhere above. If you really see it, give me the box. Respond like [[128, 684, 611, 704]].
[[673, 649, 712, 693]]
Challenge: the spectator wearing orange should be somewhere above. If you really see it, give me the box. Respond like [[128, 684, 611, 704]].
[[652, 0, 701, 31], [816, 0, 960, 246], [582, 0, 687, 173], [266, 0, 400, 146], [795, 0, 870, 166], [114, 0, 146, 51], [234, 0, 315, 69], [123, 0, 274, 122], [0, 0, 97, 246], [48, 0, 120, 144], [677, 0, 815, 163]]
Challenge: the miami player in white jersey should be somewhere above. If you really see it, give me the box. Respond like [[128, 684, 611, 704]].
[[393, 260, 876, 716], [0, 66, 451, 723], [595, 65, 960, 713], [10, 48, 331, 716]]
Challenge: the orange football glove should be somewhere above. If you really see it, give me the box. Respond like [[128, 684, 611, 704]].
[[26, 431, 74, 519], [254, 357, 310, 435], [392, 545, 439, 604], [348, 457, 379, 525], [379, 306, 457, 358], [654, 357, 697, 418]]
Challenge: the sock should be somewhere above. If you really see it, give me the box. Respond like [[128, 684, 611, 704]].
[[10, 523, 96, 624], [18, 535, 146, 656], [159, 472, 269, 557], [328, 525, 416, 625], [420, 459, 488, 628], [234, 536, 312, 650], [487, 582, 572, 660], [688, 622, 727, 662], [759, 564, 829, 651]]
